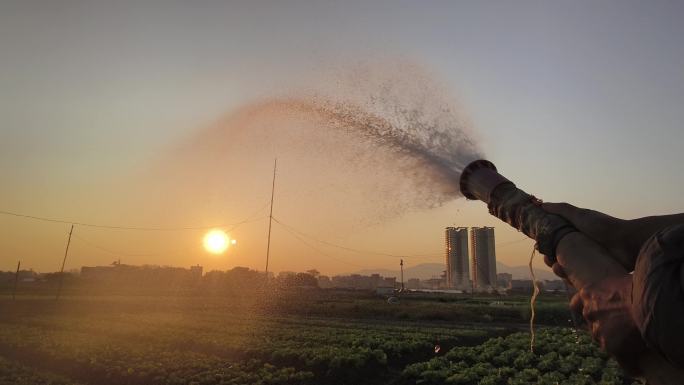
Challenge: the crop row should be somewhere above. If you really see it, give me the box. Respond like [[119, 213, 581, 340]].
[[0, 355, 81, 385], [0, 311, 496, 384], [400, 328, 643, 385]]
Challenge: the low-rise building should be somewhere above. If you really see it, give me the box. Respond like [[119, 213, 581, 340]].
[[496, 273, 513, 289], [406, 278, 420, 290], [509, 279, 534, 292], [328, 273, 397, 291]]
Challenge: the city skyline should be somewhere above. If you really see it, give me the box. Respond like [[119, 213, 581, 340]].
[[5, 259, 560, 292], [3, 225, 510, 277], [445, 226, 498, 292]]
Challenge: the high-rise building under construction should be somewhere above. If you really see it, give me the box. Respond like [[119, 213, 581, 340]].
[[470, 226, 497, 290], [445, 227, 470, 290]]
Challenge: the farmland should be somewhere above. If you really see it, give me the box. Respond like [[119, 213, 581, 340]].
[[0, 291, 639, 385]]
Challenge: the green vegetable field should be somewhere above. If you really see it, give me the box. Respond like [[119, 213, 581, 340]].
[[0, 293, 640, 385]]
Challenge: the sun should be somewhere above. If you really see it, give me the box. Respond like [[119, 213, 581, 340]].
[[203, 230, 230, 254]]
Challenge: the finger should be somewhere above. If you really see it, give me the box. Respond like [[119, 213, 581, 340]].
[[541, 202, 589, 229], [570, 292, 583, 315], [590, 321, 601, 342], [552, 263, 567, 278], [542, 202, 633, 268], [581, 298, 600, 322], [574, 288, 597, 321], [541, 202, 578, 217], [563, 277, 574, 288], [541, 202, 612, 238], [543, 254, 554, 267]]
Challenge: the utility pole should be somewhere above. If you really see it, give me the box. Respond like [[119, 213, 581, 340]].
[[400, 259, 404, 292], [471, 268, 475, 296], [12, 261, 20, 300], [264, 159, 277, 282], [55, 224, 74, 301]]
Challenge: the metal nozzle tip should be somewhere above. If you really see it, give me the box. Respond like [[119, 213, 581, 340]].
[[459, 159, 498, 200]]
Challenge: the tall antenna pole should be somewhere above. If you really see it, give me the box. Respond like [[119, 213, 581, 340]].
[[12, 261, 20, 300], [400, 259, 404, 292], [264, 159, 277, 280], [55, 224, 74, 301]]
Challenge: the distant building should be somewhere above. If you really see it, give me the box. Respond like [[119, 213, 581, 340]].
[[383, 277, 396, 289], [80, 266, 118, 281], [543, 279, 566, 292], [376, 286, 395, 295], [317, 275, 331, 288], [329, 273, 396, 291], [0, 269, 40, 287], [422, 270, 448, 290], [421, 278, 443, 290], [471, 227, 497, 291], [80, 264, 203, 287], [277, 271, 297, 280], [190, 265, 203, 279], [406, 278, 420, 290], [497, 273, 512, 289], [510, 279, 534, 292], [445, 227, 470, 290], [19, 269, 39, 283]]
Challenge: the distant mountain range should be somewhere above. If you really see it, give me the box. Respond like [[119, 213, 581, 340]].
[[352, 261, 556, 281]]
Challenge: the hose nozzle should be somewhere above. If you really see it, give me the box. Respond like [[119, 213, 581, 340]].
[[459, 160, 576, 261]]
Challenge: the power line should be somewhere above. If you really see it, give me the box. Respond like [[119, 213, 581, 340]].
[[275, 221, 365, 268], [0, 202, 271, 231], [70, 214, 268, 258], [272, 217, 441, 259], [71, 234, 170, 258], [273, 217, 530, 260]]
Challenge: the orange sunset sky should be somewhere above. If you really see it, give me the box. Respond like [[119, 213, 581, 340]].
[[2, 1, 684, 276]]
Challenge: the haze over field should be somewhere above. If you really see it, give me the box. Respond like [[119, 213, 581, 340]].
[[2, 1, 684, 276]]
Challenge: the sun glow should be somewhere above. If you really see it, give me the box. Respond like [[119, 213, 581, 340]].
[[203, 230, 230, 254]]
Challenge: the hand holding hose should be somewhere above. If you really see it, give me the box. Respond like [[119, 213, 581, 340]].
[[459, 160, 684, 384], [541, 202, 684, 271], [540, 203, 636, 272], [542, 202, 684, 379]]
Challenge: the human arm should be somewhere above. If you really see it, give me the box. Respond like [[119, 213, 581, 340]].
[[541, 202, 684, 271], [553, 230, 684, 383], [542, 203, 684, 381]]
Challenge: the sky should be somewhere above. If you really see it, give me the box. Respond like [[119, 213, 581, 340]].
[[1, 0, 684, 276]]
